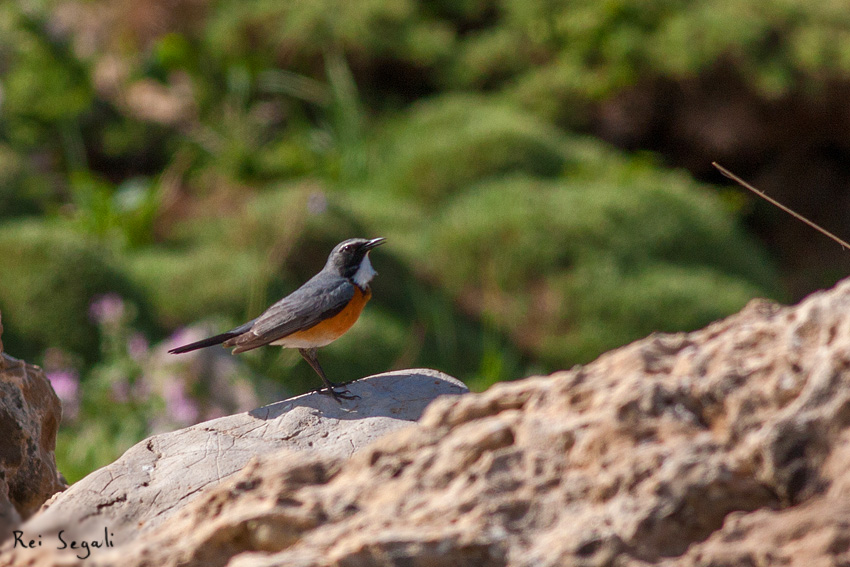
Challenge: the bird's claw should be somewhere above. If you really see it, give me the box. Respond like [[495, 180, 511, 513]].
[[316, 385, 360, 402]]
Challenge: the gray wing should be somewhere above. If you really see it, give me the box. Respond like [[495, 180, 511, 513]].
[[224, 276, 354, 353]]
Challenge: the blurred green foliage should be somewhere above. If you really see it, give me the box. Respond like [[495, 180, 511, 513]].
[[0, 220, 151, 362], [5, 0, 838, 481], [371, 96, 569, 204], [358, 97, 778, 364]]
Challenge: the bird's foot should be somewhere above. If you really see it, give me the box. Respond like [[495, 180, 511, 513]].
[[316, 383, 361, 402]]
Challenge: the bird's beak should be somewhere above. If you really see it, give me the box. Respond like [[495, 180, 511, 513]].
[[363, 237, 386, 251]]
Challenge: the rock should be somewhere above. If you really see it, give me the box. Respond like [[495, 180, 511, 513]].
[[6, 369, 465, 559], [0, 483, 20, 549], [0, 315, 65, 543], [19, 279, 850, 567], [9, 278, 850, 567]]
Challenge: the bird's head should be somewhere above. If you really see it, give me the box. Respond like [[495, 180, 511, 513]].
[[325, 237, 386, 288]]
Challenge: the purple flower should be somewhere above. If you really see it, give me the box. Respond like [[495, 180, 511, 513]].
[[132, 375, 152, 401], [47, 370, 80, 421], [163, 381, 199, 425], [111, 378, 131, 403], [89, 293, 126, 326], [127, 333, 149, 362], [167, 327, 204, 353], [47, 370, 79, 401]]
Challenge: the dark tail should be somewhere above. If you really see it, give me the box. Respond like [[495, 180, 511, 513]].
[[168, 321, 254, 354]]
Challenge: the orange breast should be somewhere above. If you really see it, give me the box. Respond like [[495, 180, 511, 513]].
[[273, 286, 372, 348]]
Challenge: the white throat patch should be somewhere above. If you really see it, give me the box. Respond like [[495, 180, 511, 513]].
[[352, 253, 377, 289]]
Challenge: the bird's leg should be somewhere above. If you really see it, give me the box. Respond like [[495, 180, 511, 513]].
[[298, 348, 359, 401]]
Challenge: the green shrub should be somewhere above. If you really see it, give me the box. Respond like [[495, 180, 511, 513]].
[[412, 164, 779, 365], [553, 260, 768, 362], [203, 0, 453, 77], [0, 144, 57, 218], [371, 95, 570, 204], [492, 0, 850, 102], [0, 220, 149, 362], [124, 246, 267, 328]]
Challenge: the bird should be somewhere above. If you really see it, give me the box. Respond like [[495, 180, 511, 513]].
[[168, 237, 386, 401]]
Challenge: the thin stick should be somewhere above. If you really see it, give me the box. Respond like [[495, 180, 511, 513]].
[[712, 161, 850, 251]]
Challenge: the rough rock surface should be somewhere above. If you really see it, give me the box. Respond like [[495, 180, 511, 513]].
[[8, 277, 850, 566], [0, 311, 65, 543], [8, 369, 466, 555]]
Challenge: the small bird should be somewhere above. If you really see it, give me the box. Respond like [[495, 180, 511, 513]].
[[169, 237, 386, 400]]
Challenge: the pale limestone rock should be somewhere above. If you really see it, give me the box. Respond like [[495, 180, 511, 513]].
[[12, 369, 466, 555]]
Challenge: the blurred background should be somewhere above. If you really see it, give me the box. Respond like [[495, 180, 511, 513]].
[[2, 0, 850, 482]]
